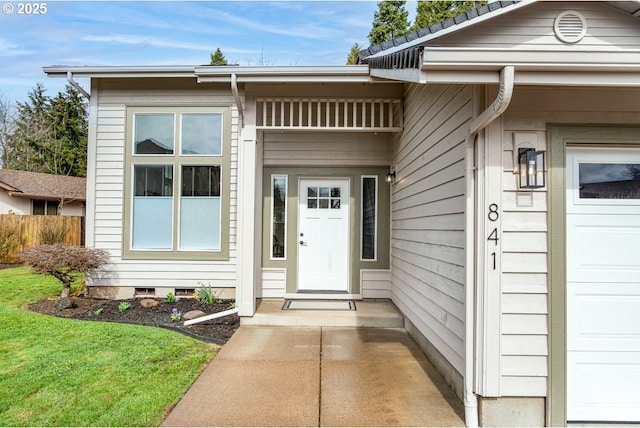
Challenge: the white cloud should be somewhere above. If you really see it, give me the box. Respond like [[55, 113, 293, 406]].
[[0, 38, 32, 56]]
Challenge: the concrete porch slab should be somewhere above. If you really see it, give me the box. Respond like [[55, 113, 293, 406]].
[[161, 326, 465, 427], [241, 299, 404, 328]]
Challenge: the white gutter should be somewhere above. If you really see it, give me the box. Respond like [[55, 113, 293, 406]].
[[66, 71, 90, 100], [463, 65, 514, 428], [231, 73, 244, 128]]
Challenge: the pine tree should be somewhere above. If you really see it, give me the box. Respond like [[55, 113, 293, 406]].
[[346, 43, 361, 65], [210, 48, 228, 66], [3, 83, 51, 173], [368, 1, 410, 46], [2, 83, 88, 177], [414, 1, 486, 29]]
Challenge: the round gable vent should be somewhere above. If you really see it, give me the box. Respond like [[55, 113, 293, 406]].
[[554, 10, 587, 43]]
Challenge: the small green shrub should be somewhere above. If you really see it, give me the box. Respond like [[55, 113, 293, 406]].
[[194, 281, 219, 305], [166, 293, 177, 303], [118, 302, 131, 313], [94, 307, 104, 315]]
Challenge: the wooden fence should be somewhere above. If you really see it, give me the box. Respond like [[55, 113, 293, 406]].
[[0, 214, 84, 263]]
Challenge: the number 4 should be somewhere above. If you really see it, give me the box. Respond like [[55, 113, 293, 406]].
[[488, 227, 499, 245]]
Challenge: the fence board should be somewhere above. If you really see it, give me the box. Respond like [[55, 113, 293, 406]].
[[0, 215, 84, 263]]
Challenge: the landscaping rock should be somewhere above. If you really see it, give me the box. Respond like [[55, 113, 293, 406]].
[[140, 299, 159, 308], [184, 310, 207, 320], [55, 297, 76, 310]]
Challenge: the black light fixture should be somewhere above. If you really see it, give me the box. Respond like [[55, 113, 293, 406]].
[[518, 148, 545, 189], [385, 171, 396, 184]]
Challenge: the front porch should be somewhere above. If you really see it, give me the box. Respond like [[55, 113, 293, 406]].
[[241, 298, 404, 328]]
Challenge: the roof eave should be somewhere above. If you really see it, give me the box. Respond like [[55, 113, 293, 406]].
[[44, 65, 377, 84]]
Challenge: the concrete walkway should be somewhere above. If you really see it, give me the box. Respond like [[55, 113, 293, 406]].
[[162, 326, 465, 427]]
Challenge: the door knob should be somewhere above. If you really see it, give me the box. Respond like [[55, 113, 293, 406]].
[[299, 240, 307, 246]]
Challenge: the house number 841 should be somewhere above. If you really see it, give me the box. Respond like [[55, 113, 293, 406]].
[[487, 204, 499, 270]]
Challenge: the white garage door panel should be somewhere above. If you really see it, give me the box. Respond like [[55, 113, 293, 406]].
[[568, 220, 640, 282], [566, 148, 640, 422], [567, 352, 640, 421], [567, 286, 640, 351]]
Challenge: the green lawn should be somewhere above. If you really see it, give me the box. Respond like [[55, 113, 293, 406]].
[[0, 267, 217, 427]]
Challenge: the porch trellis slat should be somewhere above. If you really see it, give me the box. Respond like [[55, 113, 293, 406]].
[[257, 98, 402, 132]]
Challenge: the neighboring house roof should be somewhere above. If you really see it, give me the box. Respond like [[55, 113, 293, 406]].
[[0, 169, 86, 202]]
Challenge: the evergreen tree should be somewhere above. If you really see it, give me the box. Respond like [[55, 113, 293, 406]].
[[48, 84, 88, 177], [210, 48, 228, 65], [3, 83, 51, 173], [414, 1, 486, 29], [0, 95, 15, 167], [346, 43, 361, 65], [368, 1, 410, 46], [2, 83, 88, 177]]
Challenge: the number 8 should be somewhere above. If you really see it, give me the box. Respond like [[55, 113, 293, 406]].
[[488, 204, 499, 222]]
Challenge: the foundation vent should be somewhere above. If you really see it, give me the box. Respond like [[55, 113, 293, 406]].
[[554, 11, 587, 43]]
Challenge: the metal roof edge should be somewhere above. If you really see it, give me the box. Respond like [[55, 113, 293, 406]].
[[43, 65, 374, 82]]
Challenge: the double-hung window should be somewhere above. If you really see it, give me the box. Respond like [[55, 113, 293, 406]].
[[124, 107, 231, 260]]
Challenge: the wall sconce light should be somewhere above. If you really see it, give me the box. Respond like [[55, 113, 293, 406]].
[[385, 171, 396, 184], [518, 148, 545, 189]]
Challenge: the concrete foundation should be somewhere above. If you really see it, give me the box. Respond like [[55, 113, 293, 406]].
[[478, 397, 546, 427], [88, 285, 235, 300]]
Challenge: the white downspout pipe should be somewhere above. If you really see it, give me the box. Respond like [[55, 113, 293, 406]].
[[231, 73, 244, 128], [464, 65, 514, 427], [66, 71, 90, 100]]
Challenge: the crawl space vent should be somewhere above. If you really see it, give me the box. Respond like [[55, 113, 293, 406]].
[[554, 11, 587, 43]]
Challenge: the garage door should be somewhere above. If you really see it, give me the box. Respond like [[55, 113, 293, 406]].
[[566, 148, 640, 422]]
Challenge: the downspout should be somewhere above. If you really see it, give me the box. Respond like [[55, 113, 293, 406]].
[[464, 65, 514, 427], [66, 71, 90, 100], [231, 73, 244, 128]]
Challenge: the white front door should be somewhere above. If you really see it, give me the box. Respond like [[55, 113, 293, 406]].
[[298, 178, 349, 292], [566, 148, 640, 422]]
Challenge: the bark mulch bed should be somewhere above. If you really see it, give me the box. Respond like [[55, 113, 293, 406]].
[[28, 296, 240, 345]]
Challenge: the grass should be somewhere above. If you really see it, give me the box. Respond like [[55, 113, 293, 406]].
[[0, 267, 217, 427]]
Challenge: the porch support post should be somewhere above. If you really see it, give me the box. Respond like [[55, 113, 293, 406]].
[[237, 123, 258, 316]]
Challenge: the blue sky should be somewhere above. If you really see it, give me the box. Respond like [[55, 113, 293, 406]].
[[0, 1, 418, 105]]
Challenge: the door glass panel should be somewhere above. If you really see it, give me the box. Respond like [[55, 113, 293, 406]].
[[308, 187, 317, 197], [579, 163, 640, 199], [319, 187, 330, 197], [308, 199, 317, 209], [319, 199, 329, 209], [331, 187, 340, 198], [271, 176, 287, 259], [331, 199, 341, 209], [361, 176, 377, 260]]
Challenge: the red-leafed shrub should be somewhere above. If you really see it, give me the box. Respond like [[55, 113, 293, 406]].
[[21, 244, 109, 298]]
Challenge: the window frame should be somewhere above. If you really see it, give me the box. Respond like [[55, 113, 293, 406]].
[[123, 106, 231, 261]]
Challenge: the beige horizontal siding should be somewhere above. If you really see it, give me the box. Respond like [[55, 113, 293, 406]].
[[438, 2, 640, 49], [90, 81, 239, 291], [263, 132, 390, 166], [390, 83, 472, 376]]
